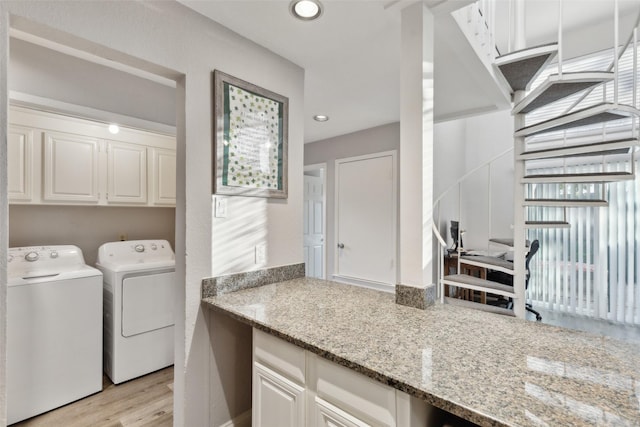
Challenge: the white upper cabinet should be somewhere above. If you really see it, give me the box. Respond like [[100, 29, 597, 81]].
[[7, 125, 33, 202], [8, 105, 176, 207], [43, 131, 100, 203], [107, 141, 147, 204], [149, 148, 176, 206]]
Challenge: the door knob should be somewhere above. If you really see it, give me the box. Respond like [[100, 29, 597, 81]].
[[337, 243, 344, 249]]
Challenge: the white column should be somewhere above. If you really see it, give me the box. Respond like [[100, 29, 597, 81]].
[[513, 91, 527, 319], [512, 0, 526, 318], [400, 3, 434, 291], [513, 0, 526, 50]]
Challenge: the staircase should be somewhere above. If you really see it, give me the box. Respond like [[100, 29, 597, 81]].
[[441, 32, 640, 318]]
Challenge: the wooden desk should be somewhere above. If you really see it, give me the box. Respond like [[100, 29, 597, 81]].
[[444, 253, 487, 304]]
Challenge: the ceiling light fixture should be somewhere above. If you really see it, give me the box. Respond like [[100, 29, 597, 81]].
[[290, 0, 323, 21], [108, 124, 120, 134], [313, 115, 329, 122]]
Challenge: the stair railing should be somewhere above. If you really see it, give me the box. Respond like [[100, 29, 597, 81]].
[[432, 221, 447, 303], [432, 146, 513, 298], [463, 0, 500, 60], [562, 8, 640, 116]]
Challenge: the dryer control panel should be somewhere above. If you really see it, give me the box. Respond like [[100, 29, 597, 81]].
[[96, 240, 175, 266]]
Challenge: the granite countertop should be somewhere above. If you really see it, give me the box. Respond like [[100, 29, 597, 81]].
[[202, 277, 640, 427]]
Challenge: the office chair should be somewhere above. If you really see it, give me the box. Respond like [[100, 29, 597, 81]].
[[487, 240, 541, 321]]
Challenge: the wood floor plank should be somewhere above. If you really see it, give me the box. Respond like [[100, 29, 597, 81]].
[[11, 367, 173, 427]]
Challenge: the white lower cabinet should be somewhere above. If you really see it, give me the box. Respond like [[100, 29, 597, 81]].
[[252, 329, 428, 427], [253, 362, 305, 427], [314, 397, 370, 427]]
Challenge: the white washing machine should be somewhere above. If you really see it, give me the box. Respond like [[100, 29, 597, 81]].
[[96, 239, 176, 384], [7, 245, 102, 425]]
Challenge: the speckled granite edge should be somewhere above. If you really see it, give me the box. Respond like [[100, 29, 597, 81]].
[[204, 300, 499, 427], [395, 283, 436, 310], [201, 263, 305, 298]]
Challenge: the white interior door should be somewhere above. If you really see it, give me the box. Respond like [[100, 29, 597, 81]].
[[304, 174, 325, 279], [335, 152, 396, 288]]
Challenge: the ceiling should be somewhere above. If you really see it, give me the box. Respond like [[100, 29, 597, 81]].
[[180, 0, 640, 144]]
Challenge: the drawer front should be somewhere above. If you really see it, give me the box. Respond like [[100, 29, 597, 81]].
[[253, 328, 306, 385], [309, 353, 396, 427]]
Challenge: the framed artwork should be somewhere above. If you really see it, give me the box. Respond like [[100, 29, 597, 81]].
[[213, 70, 288, 198]]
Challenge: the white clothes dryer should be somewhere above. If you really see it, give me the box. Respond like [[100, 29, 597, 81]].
[[7, 245, 102, 425], [96, 239, 176, 384]]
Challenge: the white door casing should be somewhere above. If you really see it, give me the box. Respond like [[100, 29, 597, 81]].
[[303, 168, 326, 279], [334, 151, 397, 291]]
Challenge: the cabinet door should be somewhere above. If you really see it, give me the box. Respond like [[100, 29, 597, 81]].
[[107, 141, 147, 204], [7, 125, 33, 202], [150, 148, 176, 206], [253, 362, 305, 427], [44, 131, 99, 203], [315, 397, 371, 427]]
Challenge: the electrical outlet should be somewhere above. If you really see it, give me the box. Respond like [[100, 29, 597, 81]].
[[215, 197, 227, 218], [255, 243, 266, 264]]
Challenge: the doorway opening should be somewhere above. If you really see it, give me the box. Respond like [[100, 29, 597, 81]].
[[303, 163, 327, 279], [5, 27, 182, 426]]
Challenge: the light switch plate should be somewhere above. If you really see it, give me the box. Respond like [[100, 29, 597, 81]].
[[215, 197, 227, 218]]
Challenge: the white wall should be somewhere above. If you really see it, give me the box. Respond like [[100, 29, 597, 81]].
[[304, 122, 400, 280], [434, 110, 514, 251], [9, 38, 176, 126], [9, 205, 175, 266], [0, 2, 304, 427]]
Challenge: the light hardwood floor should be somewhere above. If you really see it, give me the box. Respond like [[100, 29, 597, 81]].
[[12, 367, 173, 427]]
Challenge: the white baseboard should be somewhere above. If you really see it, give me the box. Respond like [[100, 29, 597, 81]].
[[218, 410, 251, 427], [331, 275, 395, 293]]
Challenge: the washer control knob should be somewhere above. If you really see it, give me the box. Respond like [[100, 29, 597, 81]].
[[151, 243, 157, 251], [135, 244, 145, 253], [25, 251, 39, 262], [50, 250, 59, 259]]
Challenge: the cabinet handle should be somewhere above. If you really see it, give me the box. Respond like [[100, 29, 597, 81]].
[[337, 243, 344, 249]]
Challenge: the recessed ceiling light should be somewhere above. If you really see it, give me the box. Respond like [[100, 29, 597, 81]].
[[108, 124, 120, 134], [313, 115, 329, 122], [290, 0, 323, 21]]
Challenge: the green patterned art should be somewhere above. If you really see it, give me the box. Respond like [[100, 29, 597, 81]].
[[214, 70, 288, 198]]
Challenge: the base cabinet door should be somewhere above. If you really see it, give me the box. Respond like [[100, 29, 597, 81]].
[[253, 362, 305, 427], [315, 397, 371, 427]]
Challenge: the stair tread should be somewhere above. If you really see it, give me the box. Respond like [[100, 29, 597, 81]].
[[489, 238, 530, 248], [525, 198, 607, 202], [460, 255, 514, 271], [443, 274, 515, 294], [444, 297, 516, 317], [525, 221, 570, 229], [519, 138, 637, 160], [515, 103, 640, 137], [524, 198, 608, 207], [514, 71, 614, 114], [495, 43, 558, 92], [523, 171, 634, 183]]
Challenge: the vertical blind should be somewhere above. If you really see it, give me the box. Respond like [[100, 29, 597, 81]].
[[524, 45, 640, 325], [527, 160, 639, 325]]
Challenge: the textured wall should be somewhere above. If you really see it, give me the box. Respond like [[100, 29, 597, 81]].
[[0, 2, 304, 426]]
